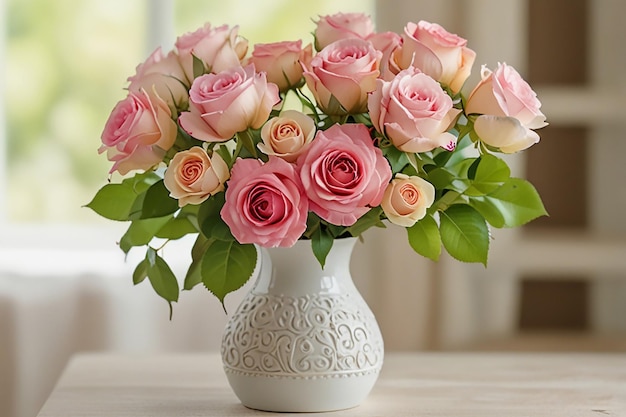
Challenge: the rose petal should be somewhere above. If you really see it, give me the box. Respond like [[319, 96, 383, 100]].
[[474, 115, 540, 153]]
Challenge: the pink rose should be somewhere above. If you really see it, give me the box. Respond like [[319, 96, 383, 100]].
[[258, 110, 316, 162], [178, 64, 281, 142], [312, 12, 400, 76], [163, 147, 229, 207], [368, 31, 402, 76], [248, 41, 313, 92], [297, 123, 392, 226], [99, 89, 177, 175], [221, 157, 308, 247], [302, 38, 381, 115], [390, 21, 476, 93], [465, 63, 548, 153], [368, 67, 461, 153], [314, 12, 375, 50], [175, 24, 248, 80], [127, 47, 188, 108], [381, 174, 435, 227]]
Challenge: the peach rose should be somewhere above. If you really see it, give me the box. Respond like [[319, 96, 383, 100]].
[[302, 38, 381, 115], [314, 12, 375, 50], [258, 110, 315, 162], [381, 174, 435, 227], [99, 88, 177, 175], [221, 156, 308, 247], [178, 64, 281, 142], [127, 47, 188, 108], [248, 40, 312, 92], [175, 23, 248, 80], [163, 147, 229, 207], [390, 21, 476, 93], [465, 63, 548, 153], [368, 67, 461, 153], [297, 123, 392, 226]]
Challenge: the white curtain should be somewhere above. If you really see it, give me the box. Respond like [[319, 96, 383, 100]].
[[0, 237, 249, 417]]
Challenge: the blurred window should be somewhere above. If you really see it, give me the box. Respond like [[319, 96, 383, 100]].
[[1, 0, 373, 225]]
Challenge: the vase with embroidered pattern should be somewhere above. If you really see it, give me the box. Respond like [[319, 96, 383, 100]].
[[220, 237, 383, 412]]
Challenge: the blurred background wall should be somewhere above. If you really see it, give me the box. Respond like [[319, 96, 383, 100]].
[[1, 1, 626, 417]]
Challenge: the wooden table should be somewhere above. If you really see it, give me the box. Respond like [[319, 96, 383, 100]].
[[36, 352, 626, 416]]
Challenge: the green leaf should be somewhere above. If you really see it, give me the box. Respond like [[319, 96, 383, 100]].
[[155, 216, 198, 240], [465, 154, 511, 196], [184, 261, 203, 292], [132, 259, 148, 285], [184, 234, 212, 291], [129, 170, 162, 192], [198, 193, 234, 241], [431, 190, 463, 213], [311, 226, 334, 268], [201, 240, 256, 305], [138, 180, 179, 219], [440, 134, 474, 167], [192, 54, 206, 78], [407, 214, 441, 262], [236, 129, 258, 158], [119, 216, 172, 253], [426, 167, 456, 191], [436, 157, 477, 194], [86, 171, 165, 221], [382, 145, 410, 173], [324, 94, 346, 115], [85, 183, 139, 221], [440, 205, 489, 265], [145, 247, 180, 303], [468, 197, 506, 228], [470, 178, 548, 228], [216, 144, 234, 168], [344, 207, 385, 237]]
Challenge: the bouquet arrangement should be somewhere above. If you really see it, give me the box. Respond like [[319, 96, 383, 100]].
[[87, 12, 547, 313]]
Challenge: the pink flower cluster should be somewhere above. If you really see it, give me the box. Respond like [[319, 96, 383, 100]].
[[98, 12, 547, 249], [222, 123, 391, 247]]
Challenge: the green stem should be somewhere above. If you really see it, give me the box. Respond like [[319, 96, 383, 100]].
[[236, 129, 258, 158], [433, 190, 463, 212]]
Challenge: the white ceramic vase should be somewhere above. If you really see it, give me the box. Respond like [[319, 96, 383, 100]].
[[221, 237, 384, 412]]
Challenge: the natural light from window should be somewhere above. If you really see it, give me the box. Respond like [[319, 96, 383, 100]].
[[3, 0, 374, 227]]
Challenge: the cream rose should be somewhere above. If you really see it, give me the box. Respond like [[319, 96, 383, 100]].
[[248, 41, 312, 92], [258, 110, 315, 162], [164, 147, 229, 207], [382, 174, 435, 227], [390, 21, 476, 93], [127, 47, 188, 108], [175, 23, 247, 80], [313, 12, 375, 50], [465, 63, 548, 153]]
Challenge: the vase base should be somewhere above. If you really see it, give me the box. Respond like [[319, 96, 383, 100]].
[[224, 370, 380, 412]]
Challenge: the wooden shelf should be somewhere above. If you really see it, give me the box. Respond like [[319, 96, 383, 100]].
[[464, 331, 626, 352], [489, 230, 626, 276]]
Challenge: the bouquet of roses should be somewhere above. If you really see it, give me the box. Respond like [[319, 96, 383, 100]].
[[87, 12, 547, 313]]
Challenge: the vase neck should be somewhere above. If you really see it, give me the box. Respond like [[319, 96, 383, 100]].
[[253, 238, 357, 296]]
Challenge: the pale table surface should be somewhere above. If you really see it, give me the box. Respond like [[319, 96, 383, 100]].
[[37, 352, 626, 416]]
